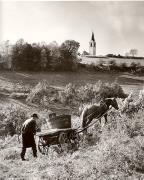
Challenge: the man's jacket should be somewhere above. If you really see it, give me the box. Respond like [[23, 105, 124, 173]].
[[22, 118, 36, 135]]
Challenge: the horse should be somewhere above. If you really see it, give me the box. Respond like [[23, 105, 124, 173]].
[[80, 98, 119, 130]]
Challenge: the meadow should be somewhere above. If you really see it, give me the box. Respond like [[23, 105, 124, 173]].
[[0, 70, 143, 90], [0, 71, 144, 179]]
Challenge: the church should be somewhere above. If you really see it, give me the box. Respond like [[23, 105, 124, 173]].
[[82, 32, 97, 57], [81, 32, 144, 66], [89, 32, 96, 56]]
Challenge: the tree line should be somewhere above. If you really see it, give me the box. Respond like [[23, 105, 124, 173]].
[[0, 39, 80, 71]]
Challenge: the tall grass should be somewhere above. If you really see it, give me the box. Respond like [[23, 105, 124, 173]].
[[1, 83, 144, 179]]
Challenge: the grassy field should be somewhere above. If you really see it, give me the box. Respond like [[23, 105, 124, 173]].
[[0, 71, 144, 179], [0, 71, 143, 91], [0, 70, 143, 114]]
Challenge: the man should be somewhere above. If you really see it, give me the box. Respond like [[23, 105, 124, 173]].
[[21, 113, 38, 161]]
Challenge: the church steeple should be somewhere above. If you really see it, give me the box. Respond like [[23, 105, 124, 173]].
[[89, 32, 96, 56], [91, 32, 95, 41]]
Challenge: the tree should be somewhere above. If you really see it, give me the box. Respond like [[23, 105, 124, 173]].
[[19, 43, 34, 70], [129, 49, 138, 57], [12, 39, 41, 70], [31, 44, 41, 70], [11, 39, 25, 70], [40, 48, 47, 70], [0, 40, 13, 69], [59, 40, 80, 71], [47, 41, 61, 70], [10, 39, 80, 71], [0, 40, 11, 57]]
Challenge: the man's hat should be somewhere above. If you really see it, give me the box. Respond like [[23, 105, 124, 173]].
[[32, 113, 38, 118]]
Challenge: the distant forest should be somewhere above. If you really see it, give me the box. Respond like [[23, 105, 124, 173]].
[[0, 39, 81, 71]]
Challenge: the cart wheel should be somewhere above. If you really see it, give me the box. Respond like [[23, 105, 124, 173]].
[[70, 131, 80, 150], [38, 137, 49, 155], [58, 132, 70, 153]]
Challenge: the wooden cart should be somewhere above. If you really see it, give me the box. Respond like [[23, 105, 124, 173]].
[[37, 114, 80, 155]]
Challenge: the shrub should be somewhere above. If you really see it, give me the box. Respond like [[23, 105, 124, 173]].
[[98, 81, 127, 99], [58, 83, 78, 106], [0, 105, 28, 136], [119, 62, 128, 71], [26, 80, 127, 115], [108, 60, 118, 71], [26, 80, 59, 105]]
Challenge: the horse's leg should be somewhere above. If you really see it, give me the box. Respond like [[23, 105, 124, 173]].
[[82, 118, 88, 135], [104, 114, 108, 124], [82, 118, 92, 135], [82, 117, 87, 129]]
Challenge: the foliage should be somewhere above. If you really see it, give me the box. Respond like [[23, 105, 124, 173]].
[[2, 107, 144, 179], [75, 87, 144, 178], [9, 39, 80, 71], [27, 80, 127, 114], [26, 80, 59, 106], [107, 60, 118, 71], [12, 39, 41, 71], [1, 84, 144, 179], [59, 40, 80, 71], [0, 40, 12, 69], [84, 60, 144, 74], [0, 105, 28, 136], [129, 49, 138, 57]]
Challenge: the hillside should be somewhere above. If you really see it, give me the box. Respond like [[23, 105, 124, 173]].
[[82, 56, 144, 67], [1, 110, 144, 179], [0, 71, 144, 179]]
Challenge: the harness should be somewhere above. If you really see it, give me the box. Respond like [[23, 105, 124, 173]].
[[77, 106, 112, 133], [76, 102, 110, 132], [85, 102, 108, 120]]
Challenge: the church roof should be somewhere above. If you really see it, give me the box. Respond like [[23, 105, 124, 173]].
[[91, 32, 95, 41]]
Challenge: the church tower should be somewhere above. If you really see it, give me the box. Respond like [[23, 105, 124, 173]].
[[89, 32, 96, 56]]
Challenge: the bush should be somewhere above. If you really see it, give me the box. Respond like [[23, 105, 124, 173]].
[[108, 60, 118, 71], [0, 105, 28, 136], [26, 80, 59, 105], [26, 80, 127, 115], [98, 81, 127, 99]]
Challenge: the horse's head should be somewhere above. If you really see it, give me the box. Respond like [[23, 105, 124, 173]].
[[104, 98, 119, 110]]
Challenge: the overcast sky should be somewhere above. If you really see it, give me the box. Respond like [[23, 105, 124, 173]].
[[1, 1, 144, 56]]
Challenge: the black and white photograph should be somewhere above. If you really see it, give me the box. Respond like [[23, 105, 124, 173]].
[[1, 0, 144, 179]]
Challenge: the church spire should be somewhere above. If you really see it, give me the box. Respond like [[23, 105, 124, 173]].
[[89, 31, 96, 56], [91, 32, 95, 41]]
